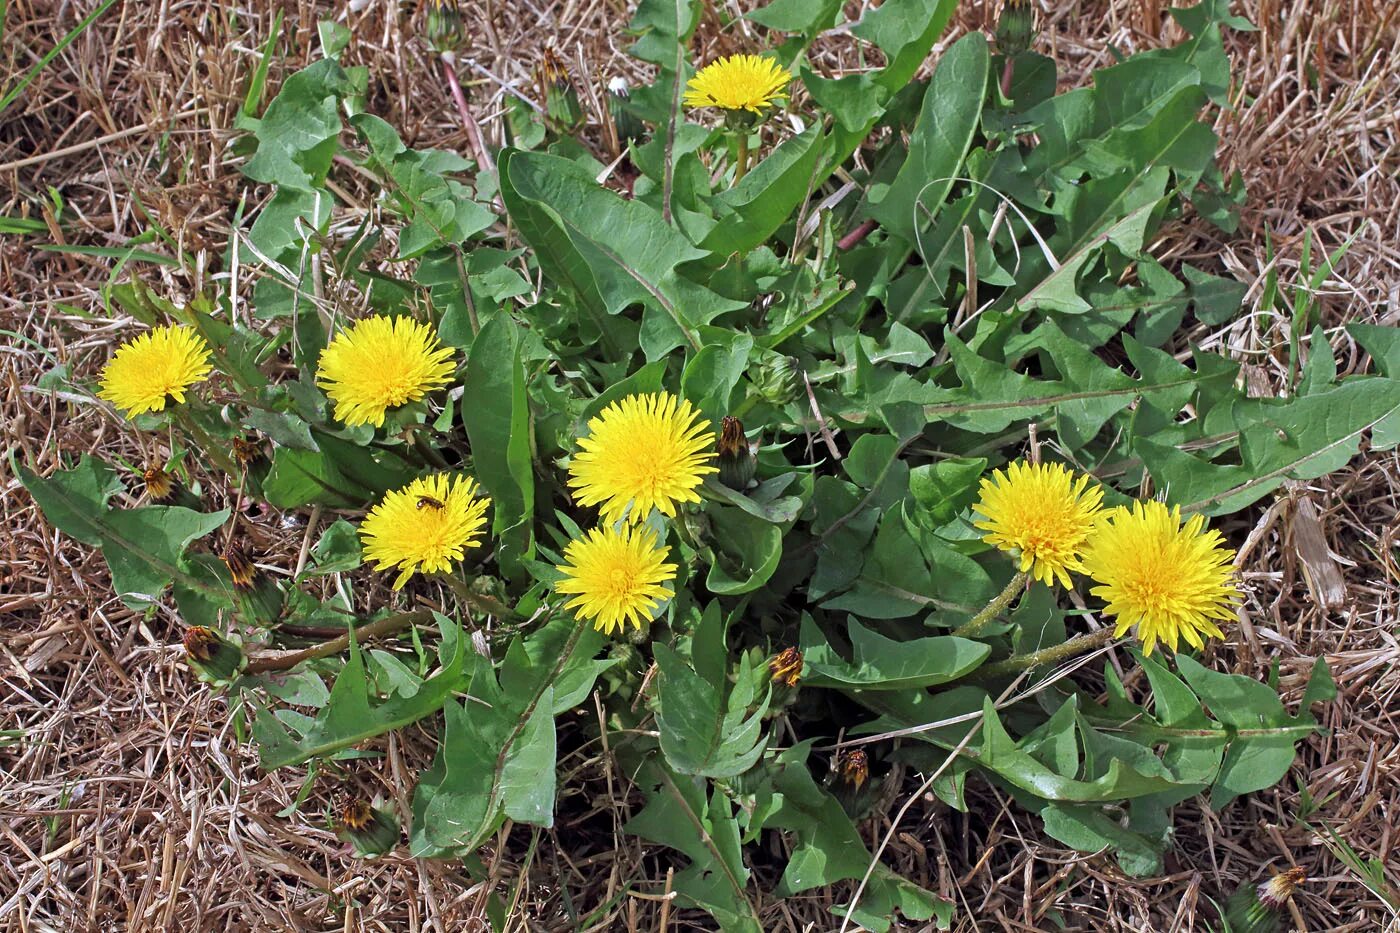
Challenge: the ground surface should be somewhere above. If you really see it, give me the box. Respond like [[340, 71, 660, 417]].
[[2, 0, 1398, 930]]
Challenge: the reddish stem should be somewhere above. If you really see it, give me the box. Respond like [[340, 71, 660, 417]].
[[837, 219, 879, 251], [442, 57, 494, 174]]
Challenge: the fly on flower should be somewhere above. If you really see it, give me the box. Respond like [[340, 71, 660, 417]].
[[316, 315, 456, 428], [358, 474, 491, 589], [98, 324, 214, 418]]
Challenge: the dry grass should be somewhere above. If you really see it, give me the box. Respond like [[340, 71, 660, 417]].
[[2, 0, 1398, 930]]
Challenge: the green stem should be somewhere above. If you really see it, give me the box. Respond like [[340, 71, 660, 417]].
[[975, 626, 1119, 679], [245, 610, 432, 674], [734, 130, 750, 185], [951, 571, 1028, 638], [174, 408, 238, 477]]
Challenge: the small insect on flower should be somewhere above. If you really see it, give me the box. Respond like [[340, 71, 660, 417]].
[[971, 460, 1104, 588], [554, 525, 677, 636], [316, 315, 456, 428], [98, 324, 214, 419], [568, 392, 717, 526], [1080, 500, 1241, 656], [221, 545, 257, 591], [768, 646, 804, 687], [143, 465, 175, 501], [359, 474, 491, 590], [684, 54, 792, 115], [837, 749, 869, 790]]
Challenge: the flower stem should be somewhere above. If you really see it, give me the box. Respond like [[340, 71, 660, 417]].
[[245, 609, 433, 674], [952, 571, 1028, 638], [734, 130, 750, 185], [975, 626, 1119, 679]]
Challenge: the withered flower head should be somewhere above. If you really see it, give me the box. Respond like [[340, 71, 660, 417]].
[[716, 415, 757, 490], [341, 798, 375, 833], [181, 625, 244, 683], [143, 466, 175, 501], [222, 545, 257, 590], [336, 795, 400, 858], [837, 749, 869, 790], [537, 48, 584, 131], [1257, 867, 1306, 909], [232, 435, 264, 466], [182, 625, 220, 662], [768, 646, 803, 687]]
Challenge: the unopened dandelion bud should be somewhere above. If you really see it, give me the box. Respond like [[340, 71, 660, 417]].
[[996, 0, 1037, 57], [716, 416, 757, 490], [768, 646, 803, 687], [837, 749, 869, 790], [755, 355, 799, 406], [181, 626, 245, 684], [424, 0, 465, 54], [538, 48, 584, 133], [337, 797, 400, 858], [222, 545, 258, 591], [607, 76, 644, 149]]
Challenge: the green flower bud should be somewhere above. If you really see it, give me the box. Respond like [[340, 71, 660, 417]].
[[716, 416, 757, 490], [424, 0, 465, 54], [996, 0, 1037, 57], [607, 77, 645, 150], [182, 626, 246, 685], [337, 798, 400, 858], [538, 48, 584, 133], [755, 355, 800, 406]]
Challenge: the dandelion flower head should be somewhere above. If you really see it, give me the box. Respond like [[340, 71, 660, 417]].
[[1080, 500, 1240, 655], [554, 525, 677, 635], [684, 54, 792, 114], [317, 316, 455, 428], [568, 392, 716, 525], [359, 474, 491, 589], [972, 460, 1104, 588], [98, 324, 213, 418]]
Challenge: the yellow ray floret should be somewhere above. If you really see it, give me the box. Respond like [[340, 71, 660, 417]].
[[1080, 500, 1240, 656], [98, 324, 214, 418], [971, 460, 1104, 588], [684, 54, 792, 114], [316, 315, 456, 427], [568, 392, 717, 525], [359, 474, 490, 589], [554, 525, 677, 635]]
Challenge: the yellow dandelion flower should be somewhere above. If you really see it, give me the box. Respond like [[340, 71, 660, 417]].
[[568, 392, 717, 525], [316, 316, 456, 428], [684, 54, 792, 114], [554, 525, 677, 635], [97, 324, 213, 418], [972, 460, 1104, 588], [359, 474, 491, 589], [1080, 500, 1240, 656]]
